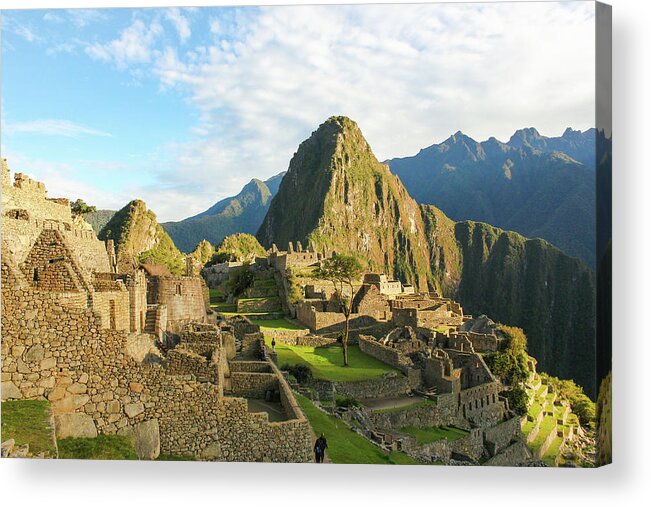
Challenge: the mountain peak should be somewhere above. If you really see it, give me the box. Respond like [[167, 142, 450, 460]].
[[509, 127, 543, 145]]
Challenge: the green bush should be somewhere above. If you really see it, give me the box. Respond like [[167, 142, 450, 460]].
[[485, 349, 528, 386], [282, 363, 313, 384], [227, 263, 255, 297], [502, 386, 528, 416], [542, 373, 596, 426], [335, 395, 360, 409]]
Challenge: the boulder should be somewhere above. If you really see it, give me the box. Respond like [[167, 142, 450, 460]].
[[24, 344, 45, 363], [124, 402, 144, 418], [55, 413, 98, 439], [1, 381, 23, 401], [119, 419, 160, 460]]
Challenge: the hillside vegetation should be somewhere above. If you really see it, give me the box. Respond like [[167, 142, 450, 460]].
[[257, 116, 597, 397], [99, 200, 186, 275]]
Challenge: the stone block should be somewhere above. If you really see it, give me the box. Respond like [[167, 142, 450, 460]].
[[119, 419, 160, 460], [124, 402, 144, 418], [39, 357, 57, 371], [24, 344, 45, 362], [51, 394, 90, 415], [1, 381, 23, 401], [66, 383, 87, 394], [55, 413, 98, 439]]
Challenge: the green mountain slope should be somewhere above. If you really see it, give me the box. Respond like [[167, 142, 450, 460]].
[[162, 173, 284, 253], [258, 116, 597, 397], [99, 200, 185, 275], [257, 116, 432, 291], [387, 129, 596, 267], [82, 209, 116, 234], [422, 206, 596, 396]]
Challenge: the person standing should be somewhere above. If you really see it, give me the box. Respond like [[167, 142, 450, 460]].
[[271, 337, 276, 351], [314, 433, 328, 463]]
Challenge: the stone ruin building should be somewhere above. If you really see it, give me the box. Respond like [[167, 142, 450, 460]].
[[0, 160, 312, 461]]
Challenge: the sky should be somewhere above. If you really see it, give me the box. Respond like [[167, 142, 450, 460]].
[[1, 2, 596, 222]]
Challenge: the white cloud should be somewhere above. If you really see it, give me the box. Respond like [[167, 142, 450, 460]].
[[13, 23, 42, 43], [86, 19, 163, 68], [165, 8, 191, 43], [144, 2, 595, 220], [5, 119, 112, 138]]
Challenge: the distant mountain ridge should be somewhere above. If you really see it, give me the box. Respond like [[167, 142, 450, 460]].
[[386, 127, 597, 267], [257, 116, 597, 397], [162, 172, 285, 252]]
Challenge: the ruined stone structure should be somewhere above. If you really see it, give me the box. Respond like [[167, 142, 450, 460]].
[[1, 163, 312, 462], [267, 242, 322, 272]]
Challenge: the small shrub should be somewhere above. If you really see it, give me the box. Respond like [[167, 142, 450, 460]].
[[282, 363, 313, 384], [335, 395, 360, 409], [503, 386, 528, 416]]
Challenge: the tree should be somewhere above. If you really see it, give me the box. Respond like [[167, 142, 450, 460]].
[[315, 254, 363, 366], [71, 198, 96, 216]]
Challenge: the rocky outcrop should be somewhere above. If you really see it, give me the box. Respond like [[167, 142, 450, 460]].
[[99, 200, 185, 274]]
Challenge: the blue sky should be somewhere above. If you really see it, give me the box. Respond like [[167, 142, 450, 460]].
[[1, 3, 595, 221]]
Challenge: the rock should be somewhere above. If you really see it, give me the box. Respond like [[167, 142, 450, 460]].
[[201, 441, 221, 460], [118, 419, 160, 460], [129, 382, 144, 393], [124, 402, 145, 418], [55, 413, 98, 439], [1, 381, 23, 401], [51, 394, 90, 415], [39, 357, 57, 371], [66, 383, 87, 394], [24, 344, 45, 362], [1, 439, 15, 458]]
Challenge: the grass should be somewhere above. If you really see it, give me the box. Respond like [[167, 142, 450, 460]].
[[211, 301, 237, 312], [543, 435, 563, 466], [295, 393, 420, 465], [238, 296, 280, 302], [57, 434, 138, 460], [1, 400, 56, 456], [268, 341, 400, 382], [251, 318, 308, 331], [400, 426, 468, 445], [373, 399, 437, 414]]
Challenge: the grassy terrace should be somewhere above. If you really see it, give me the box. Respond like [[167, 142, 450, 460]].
[[58, 435, 137, 460], [373, 399, 437, 414], [251, 318, 308, 331], [1, 400, 56, 457], [268, 339, 400, 382], [400, 426, 468, 445], [295, 393, 420, 465]]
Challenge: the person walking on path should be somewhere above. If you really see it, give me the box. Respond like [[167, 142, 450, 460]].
[[314, 433, 328, 463]]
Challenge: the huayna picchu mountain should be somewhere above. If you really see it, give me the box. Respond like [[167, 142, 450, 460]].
[[162, 172, 284, 253], [99, 199, 186, 275], [386, 127, 597, 267], [257, 116, 432, 292], [258, 116, 597, 397]]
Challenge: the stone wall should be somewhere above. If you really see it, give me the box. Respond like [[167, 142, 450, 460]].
[[333, 375, 410, 400], [230, 371, 278, 399], [167, 346, 221, 384], [147, 275, 207, 330], [358, 335, 421, 389], [369, 397, 464, 431], [482, 416, 522, 456], [1, 283, 311, 462], [295, 301, 378, 333]]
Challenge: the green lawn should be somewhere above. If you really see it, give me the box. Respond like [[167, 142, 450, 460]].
[[543, 435, 563, 466], [400, 425, 468, 445], [211, 301, 237, 312], [373, 399, 437, 415], [57, 435, 137, 460], [1, 400, 56, 456], [250, 318, 308, 331], [269, 341, 400, 382], [238, 296, 280, 302], [295, 393, 420, 465]]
